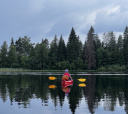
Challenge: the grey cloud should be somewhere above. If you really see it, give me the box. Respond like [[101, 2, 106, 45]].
[[0, 0, 128, 45]]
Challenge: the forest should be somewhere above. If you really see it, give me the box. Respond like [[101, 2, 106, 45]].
[[0, 26, 128, 71]]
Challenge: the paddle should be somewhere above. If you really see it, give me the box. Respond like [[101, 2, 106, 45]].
[[77, 78, 86, 82], [48, 76, 57, 80]]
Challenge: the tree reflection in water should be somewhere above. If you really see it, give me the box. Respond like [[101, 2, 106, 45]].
[[85, 75, 97, 114], [0, 74, 128, 113]]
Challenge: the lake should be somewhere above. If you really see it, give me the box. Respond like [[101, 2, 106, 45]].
[[0, 72, 128, 114]]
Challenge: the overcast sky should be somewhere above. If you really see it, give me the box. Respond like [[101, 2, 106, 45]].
[[0, 0, 128, 45]]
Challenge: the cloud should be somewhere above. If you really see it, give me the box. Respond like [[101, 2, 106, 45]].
[[27, 0, 45, 14], [108, 6, 120, 16], [93, 4, 128, 33], [0, 0, 128, 45]]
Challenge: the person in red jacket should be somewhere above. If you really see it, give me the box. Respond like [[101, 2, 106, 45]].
[[64, 69, 72, 80]]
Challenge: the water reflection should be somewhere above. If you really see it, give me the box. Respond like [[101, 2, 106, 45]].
[[62, 86, 71, 96], [49, 85, 56, 89], [0, 74, 128, 114], [78, 83, 86, 87]]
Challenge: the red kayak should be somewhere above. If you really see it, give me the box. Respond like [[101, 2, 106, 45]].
[[61, 80, 73, 87]]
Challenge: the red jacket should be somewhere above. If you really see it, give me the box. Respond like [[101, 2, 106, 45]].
[[64, 73, 70, 78]]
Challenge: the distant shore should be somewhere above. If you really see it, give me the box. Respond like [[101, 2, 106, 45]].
[[0, 68, 126, 72]]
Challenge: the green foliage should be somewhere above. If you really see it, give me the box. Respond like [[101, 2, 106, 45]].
[[97, 65, 126, 71], [74, 57, 83, 70], [0, 41, 8, 67], [57, 35, 66, 61], [8, 45, 17, 68], [97, 47, 104, 68], [84, 26, 97, 69], [49, 35, 58, 69], [33, 42, 49, 70], [123, 26, 128, 65], [0, 26, 128, 71], [21, 56, 30, 69], [67, 28, 82, 63], [56, 61, 69, 70]]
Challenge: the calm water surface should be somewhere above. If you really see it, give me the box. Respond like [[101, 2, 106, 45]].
[[0, 72, 128, 114]]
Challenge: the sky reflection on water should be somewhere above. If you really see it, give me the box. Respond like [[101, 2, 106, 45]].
[[0, 73, 128, 114]]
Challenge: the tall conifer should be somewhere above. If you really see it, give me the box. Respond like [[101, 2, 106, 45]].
[[84, 26, 96, 69], [123, 26, 128, 66], [67, 27, 82, 63]]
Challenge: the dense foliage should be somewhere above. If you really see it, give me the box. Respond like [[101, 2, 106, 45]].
[[0, 26, 128, 70]]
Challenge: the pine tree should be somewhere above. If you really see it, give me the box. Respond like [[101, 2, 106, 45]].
[[57, 35, 66, 61], [123, 26, 128, 66], [93, 34, 101, 50], [0, 41, 8, 67], [84, 26, 96, 69], [118, 35, 123, 50], [108, 32, 117, 65], [22, 36, 34, 56], [15, 37, 23, 55], [49, 35, 58, 69], [108, 32, 116, 52], [34, 42, 49, 70], [8, 45, 17, 68], [93, 34, 101, 68], [117, 35, 125, 66], [67, 27, 82, 63], [11, 37, 14, 46]]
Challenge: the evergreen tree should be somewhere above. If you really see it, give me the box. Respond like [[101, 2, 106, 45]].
[[97, 47, 104, 68], [49, 35, 58, 69], [117, 35, 123, 50], [67, 28, 82, 63], [123, 26, 128, 66], [57, 35, 66, 62], [93, 34, 101, 50], [15, 37, 22, 68], [117, 35, 125, 66], [33, 41, 49, 70], [15, 37, 23, 55], [8, 45, 17, 68], [22, 36, 34, 56], [108, 32, 117, 65], [0, 41, 8, 68], [108, 32, 116, 52], [84, 26, 96, 69], [11, 37, 14, 46], [42, 38, 49, 49], [93, 34, 102, 68]]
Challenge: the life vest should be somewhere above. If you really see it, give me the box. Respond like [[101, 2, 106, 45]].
[[62, 75, 69, 81]]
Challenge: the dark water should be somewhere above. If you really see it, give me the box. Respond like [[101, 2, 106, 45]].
[[0, 72, 128, 114]]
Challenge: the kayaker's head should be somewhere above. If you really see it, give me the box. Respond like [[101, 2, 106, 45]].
[[65, 69, 68, 73]]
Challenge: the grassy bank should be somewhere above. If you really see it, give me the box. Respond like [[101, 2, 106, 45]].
[[0, 65, 127, 72], [0, 68, 66, 72], [0, 68, 95, 72], [0, 68, 31, 72]]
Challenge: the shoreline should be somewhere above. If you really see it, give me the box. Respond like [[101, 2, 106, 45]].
[[0, 68, 127, 73], [0, 68, 127, 76]]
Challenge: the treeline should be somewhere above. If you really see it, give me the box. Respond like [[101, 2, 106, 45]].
[[0, 26, 128, 70]]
